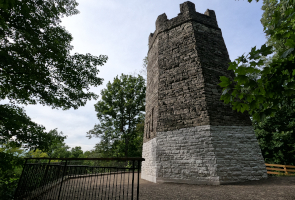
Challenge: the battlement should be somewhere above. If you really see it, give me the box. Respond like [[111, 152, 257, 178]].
[[180, 1, 196, 13], [149, 1, 219, 50]]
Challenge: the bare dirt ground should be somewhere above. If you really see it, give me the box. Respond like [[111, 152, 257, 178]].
[[139, 175, 295, 200], [39, 172, 295, 200]]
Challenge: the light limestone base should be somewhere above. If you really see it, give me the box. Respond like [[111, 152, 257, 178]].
[[141, 125, 267, 185]]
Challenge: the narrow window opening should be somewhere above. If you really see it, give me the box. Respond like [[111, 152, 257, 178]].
[[148, 122, 150, 138], [146, 123, 148, 139], [151, 108, 154, 132]]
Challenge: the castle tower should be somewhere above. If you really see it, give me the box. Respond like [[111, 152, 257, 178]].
[[141, 1, 267, 185]]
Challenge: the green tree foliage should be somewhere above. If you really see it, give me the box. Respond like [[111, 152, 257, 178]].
[[0, 128, 67, 199], [70, 146, 84, 158], [253, 100, 295, 166], [26, 145, 84, 159], [23, 128, 72, 158], [0, 104, 65, 151], [23, 128, 83, 159], [260, 0, 290, 60], [49, 142, 72, 158], [219, 0, 295, 122], [0, 142, 24, 199], [101, 114, 144, 158], [224, 0, 295, 166], [127, 115, 144, 157], [0, 1, 107, 198], [26, 149, 49, 158], [83, 146, 104, 158], [83, 150, 92, 158], [0, 0, 108, 151], [87, 74, 146, 158], [45, 129, 72, 158]]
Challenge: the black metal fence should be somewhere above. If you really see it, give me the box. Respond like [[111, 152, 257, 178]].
[[14, 157, 145, 200]]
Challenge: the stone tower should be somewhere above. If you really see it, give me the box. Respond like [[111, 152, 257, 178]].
[[141, 1, 267, 185]]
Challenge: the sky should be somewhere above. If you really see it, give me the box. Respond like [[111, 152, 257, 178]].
[[1, 0, 267, 152]]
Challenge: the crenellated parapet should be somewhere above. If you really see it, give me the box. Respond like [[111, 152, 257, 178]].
[[148, 1, 219, 51]]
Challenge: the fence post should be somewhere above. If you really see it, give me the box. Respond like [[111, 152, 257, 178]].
[[57, 160, 68, 200], [131, 160, 135, 200], [284, 165, 288, 175], [137, 159, 140, 200]]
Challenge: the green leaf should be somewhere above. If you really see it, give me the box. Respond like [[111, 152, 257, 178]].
[[285, 39, 295, 48], [235, 75, 248, 85], [238, 54, 248, 63], [249, 100, 257, 110], [228, 61, 238, 70], [239, 93, 244, 100], [235, 66, 248, 75], [262, 66, 273, 75], [240, 103, 249, 113], [257, 59, 265, 66], [280, 48, 294, 58], [249, 46, 260, 59], [260, 44, 273, 56], [220, 94, 231, 104], [218, 76, 232, 88]]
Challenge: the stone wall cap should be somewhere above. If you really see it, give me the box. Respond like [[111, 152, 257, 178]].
[[148, 1, 219, 52]]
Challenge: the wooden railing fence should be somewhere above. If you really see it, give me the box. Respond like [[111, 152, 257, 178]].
[[265, 163, 295, 175]]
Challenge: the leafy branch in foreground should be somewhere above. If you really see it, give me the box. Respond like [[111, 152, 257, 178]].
[[219, 0, 295, 122], [0, 0, 108, 109], [0, 104, 66, 151], [0, 0, 108, 150]]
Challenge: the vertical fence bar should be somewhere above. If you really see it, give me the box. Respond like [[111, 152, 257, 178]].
[[137, 160, 140, 200], [119, 168, 123, 199], [131, 160, 135, 200], [57, 159, 67, 200], [127, 164, 130, 199]]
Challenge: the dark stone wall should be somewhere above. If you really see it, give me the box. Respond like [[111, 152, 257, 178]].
[[144, 32, 159, 144], [144, 1, 252, 142]]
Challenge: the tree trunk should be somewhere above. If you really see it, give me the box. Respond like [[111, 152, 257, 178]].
[[125, 137, 129, 157]]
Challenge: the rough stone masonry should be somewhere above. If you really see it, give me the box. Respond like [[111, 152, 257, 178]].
[[141, 1, 268, 185]]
